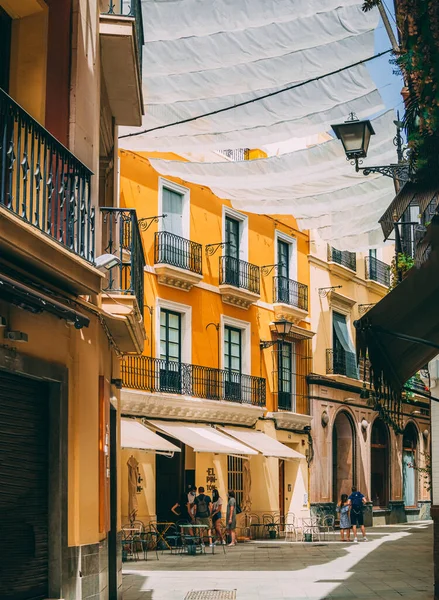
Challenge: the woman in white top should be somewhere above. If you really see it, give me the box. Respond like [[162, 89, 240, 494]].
[[211, 488, 225, 544]]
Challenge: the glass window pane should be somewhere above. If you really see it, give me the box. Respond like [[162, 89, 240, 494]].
[[168, 328, 179, 343], [168, 313, 180, 329]]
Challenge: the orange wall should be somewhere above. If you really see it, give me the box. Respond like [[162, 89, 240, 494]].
[[119, 150, 311, 413]]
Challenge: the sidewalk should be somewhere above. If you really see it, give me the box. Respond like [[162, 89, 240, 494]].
[[122, 522, 433, 600]]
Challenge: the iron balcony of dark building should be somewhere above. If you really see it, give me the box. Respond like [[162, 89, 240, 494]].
[[399, 222, 428, 260], [273, 275, 308, 322], [154, 231, 203, 291], [219, 255, 261, 309], [365, 256, 390, 288], [100, 208, 146, 353], [328, 246, 357, 272], [99, 0, 144, 126], [0, 88, 101, 295], [122, 355, 266, 407]]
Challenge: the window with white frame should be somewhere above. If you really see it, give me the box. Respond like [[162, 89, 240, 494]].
[[158, 178, 190, 240]]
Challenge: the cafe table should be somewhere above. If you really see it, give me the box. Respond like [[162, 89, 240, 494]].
[[179, 523, 213, 554]]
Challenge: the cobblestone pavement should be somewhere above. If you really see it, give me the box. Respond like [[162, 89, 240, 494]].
[[122, 522, 433, 600]]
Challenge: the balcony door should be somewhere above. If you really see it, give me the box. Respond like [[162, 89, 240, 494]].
[[369, 249, 377, 280], [0, 8, 11, 93], [278, 341, 295, 411], [162, 187, 187, 268], [332, 312, 358, 379], [225, 216, 240, 286], [277, 239, 290, 303], [160, 309, 182, 393], [224, 325, 242, 401]]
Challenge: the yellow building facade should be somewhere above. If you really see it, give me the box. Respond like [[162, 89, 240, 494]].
[[308, 232, 431, 524], [0, 1, 145, 598], [119, 149, 313, 529]]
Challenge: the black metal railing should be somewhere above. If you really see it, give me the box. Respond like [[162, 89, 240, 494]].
[[365, 256, 390, 287], [273, 276, 308, 311], [122, 356, 266, 406], [399, 222, 428, 260], [326, 348, 361, 379], [217, 149, 250, 161], [100, 0, 144, 74], [328, 246, 356, 271], [219, 256, 260, 294], [0, 88, 95, 262], [101, 208, 145, 314], [154, 231, 202, 275]]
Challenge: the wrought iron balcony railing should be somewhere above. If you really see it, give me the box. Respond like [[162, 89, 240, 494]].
[[0, 88, 95, 262], [101, 208, 145, 314], [122, 355, 266, 406], [217, 149, 250, 161], [326, 348, 361, 380], [328, 246, 356, 271], [273, 276, 308, 311], [100, 0, 145, 73], [219, 256, 260, 295], [399, 221, 428, 260], [365, 256, 390, 287], [154, 231, 202, 275]]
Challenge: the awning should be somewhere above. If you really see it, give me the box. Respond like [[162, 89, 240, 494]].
[[355, 218, 439, 397], [121, 418, 181, 455], [379, 183, 439, 240], [147, 420, 258, 456], [0, 270, 89, 328], [219, 427, 306, 460]]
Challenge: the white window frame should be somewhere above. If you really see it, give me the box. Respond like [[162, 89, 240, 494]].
[[158, 177, 190, 240], [156, 298, 192, 363], [275, 230, 298, 281], [330, 308, 355, 352], [222, 206, 249, 261], [220, 314, 251, 375]]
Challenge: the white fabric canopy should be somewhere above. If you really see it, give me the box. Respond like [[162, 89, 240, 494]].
[[147, 420, 258, 456], [121, 418, 181, 454], [220, 428, 306, 460], [148, 112, 397, 249]]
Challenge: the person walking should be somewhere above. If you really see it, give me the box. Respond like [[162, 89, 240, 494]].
[[193, 486, 213, 546], [336, 494, 351, 542], [348, 486, 368, 542], [211, 488, 225, 545], [226, 490, 237, 546]]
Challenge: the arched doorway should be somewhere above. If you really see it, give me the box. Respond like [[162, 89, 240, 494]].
[[403, 422, 418, 507], [332, 411, 356, 503], [371, 418, 389, 507]]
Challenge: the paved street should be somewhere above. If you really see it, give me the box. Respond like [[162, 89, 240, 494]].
[[122, 522, 433, 600]]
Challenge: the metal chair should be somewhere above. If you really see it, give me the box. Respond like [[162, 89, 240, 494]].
[[140, 531, 159, 561], [301, 517, 321, 542], [319, 514, 336, 541], [284, 512, 299, 541]]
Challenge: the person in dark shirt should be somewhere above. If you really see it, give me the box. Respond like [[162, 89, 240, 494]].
[[348, 486, 368, 543], [193, 486, 213, 546]]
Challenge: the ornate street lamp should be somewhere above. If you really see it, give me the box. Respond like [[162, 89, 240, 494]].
[[331, 112, 411, 182], [260, 319, 293, 349]]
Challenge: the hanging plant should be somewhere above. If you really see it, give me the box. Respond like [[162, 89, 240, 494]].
[[389, 252, 414, 289]]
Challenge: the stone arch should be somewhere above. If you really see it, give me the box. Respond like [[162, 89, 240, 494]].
[[332, 408, 356, 503], [371, 417, 390, 507]]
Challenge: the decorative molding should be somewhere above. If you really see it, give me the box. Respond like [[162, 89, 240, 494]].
[[219, 284, 260, 310], [327, 261, 356, 281], [154, 264, 203, 291], [267, 411, 312, 431], [273, 302, 308, 324], [121, 388, 265, 426], [329, 290, 356, 313], [365, 278, 389, 297]]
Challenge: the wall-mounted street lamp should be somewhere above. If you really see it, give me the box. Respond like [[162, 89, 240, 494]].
[[331, 112, 411, 182], [260, 319, 293, 349]]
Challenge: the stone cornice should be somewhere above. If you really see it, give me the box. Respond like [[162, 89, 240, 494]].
[[121, 388, 265, 426], [266, 411, 312, 431]]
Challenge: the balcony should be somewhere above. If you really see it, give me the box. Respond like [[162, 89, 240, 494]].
[[327, 246, 356, 280], [122, 355, 266, 407], [0, 88, 101, 295], [326, 348, 361, 380], [100, 208, 146, 353], [273, 276, 308, 323], [154, 231, 203, 291], [219, 256, 260, 309], [99, 0, 144, 126], [365, 255, 390, 292]]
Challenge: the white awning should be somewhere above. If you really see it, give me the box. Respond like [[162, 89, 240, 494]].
[[147, 420, 258, 456], [121, 418, 181, 455], [220, 427, 306, 460]]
